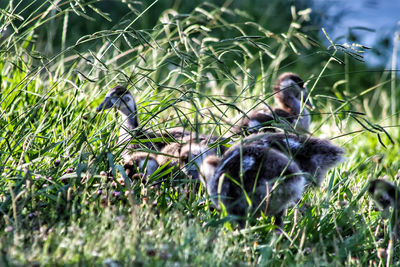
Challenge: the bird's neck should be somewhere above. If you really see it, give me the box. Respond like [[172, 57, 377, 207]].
[[294, 108, 310, 132], [118, 108, 139, 145], [277, 95, 310, 131], [118, 103, 139, 129], [121, 112, 139, 130], [277, 95, 301, 115]]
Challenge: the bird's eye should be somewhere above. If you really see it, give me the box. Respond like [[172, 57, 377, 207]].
[[123, 95, 131, 102]]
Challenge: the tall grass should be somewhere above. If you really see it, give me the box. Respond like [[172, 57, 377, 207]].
[[1, 0, 399, 265]]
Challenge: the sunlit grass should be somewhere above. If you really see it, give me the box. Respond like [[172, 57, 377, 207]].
[[1, 0, 400, 266]]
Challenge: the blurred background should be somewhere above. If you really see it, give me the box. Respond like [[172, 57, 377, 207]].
[[2, 0, 398, 67], [1, 0, 399, 125], [314, 0, 400, 68]]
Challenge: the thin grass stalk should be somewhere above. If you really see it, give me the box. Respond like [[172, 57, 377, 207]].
[[259, 51, 266, 98], [60, 9, 69, 76], [86, 0, 159, 78], [345, 53, 349, 93], [391, 32, 399, 126], [9, 184, 18, 232]]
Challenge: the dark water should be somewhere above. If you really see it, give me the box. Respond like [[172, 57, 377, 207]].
[[314, 0, 400, 67]]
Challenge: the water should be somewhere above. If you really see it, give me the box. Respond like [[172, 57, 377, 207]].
[[313, 0, 400, 67]]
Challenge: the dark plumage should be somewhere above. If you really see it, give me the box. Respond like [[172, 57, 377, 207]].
[[234, 72, 313, 135], [369, 179, 400, 209], [200, 143, 306, 227], [242, 133, 345, 187], [123, 152, 159, 180], [368, 179, 400, 238]]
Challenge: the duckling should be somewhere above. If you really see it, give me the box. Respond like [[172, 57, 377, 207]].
[[233, 72, 313, 135], [156, 142, 182, 175], [200, 143, 306, 228], [96, 85, 189, 153], [368, 179, 400, 238], [123, 152, 159, 180], [157, 135, 228, 180], [124, 143, 203, 184], [96, 85, 191, 179], [180, 142, 220, 180], [242, 133, 345, 187]]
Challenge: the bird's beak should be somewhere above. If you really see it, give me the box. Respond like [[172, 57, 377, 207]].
[[96, 97, 114, 112]]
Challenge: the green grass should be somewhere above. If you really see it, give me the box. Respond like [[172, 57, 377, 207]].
[[1, 1, 400, 266]]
